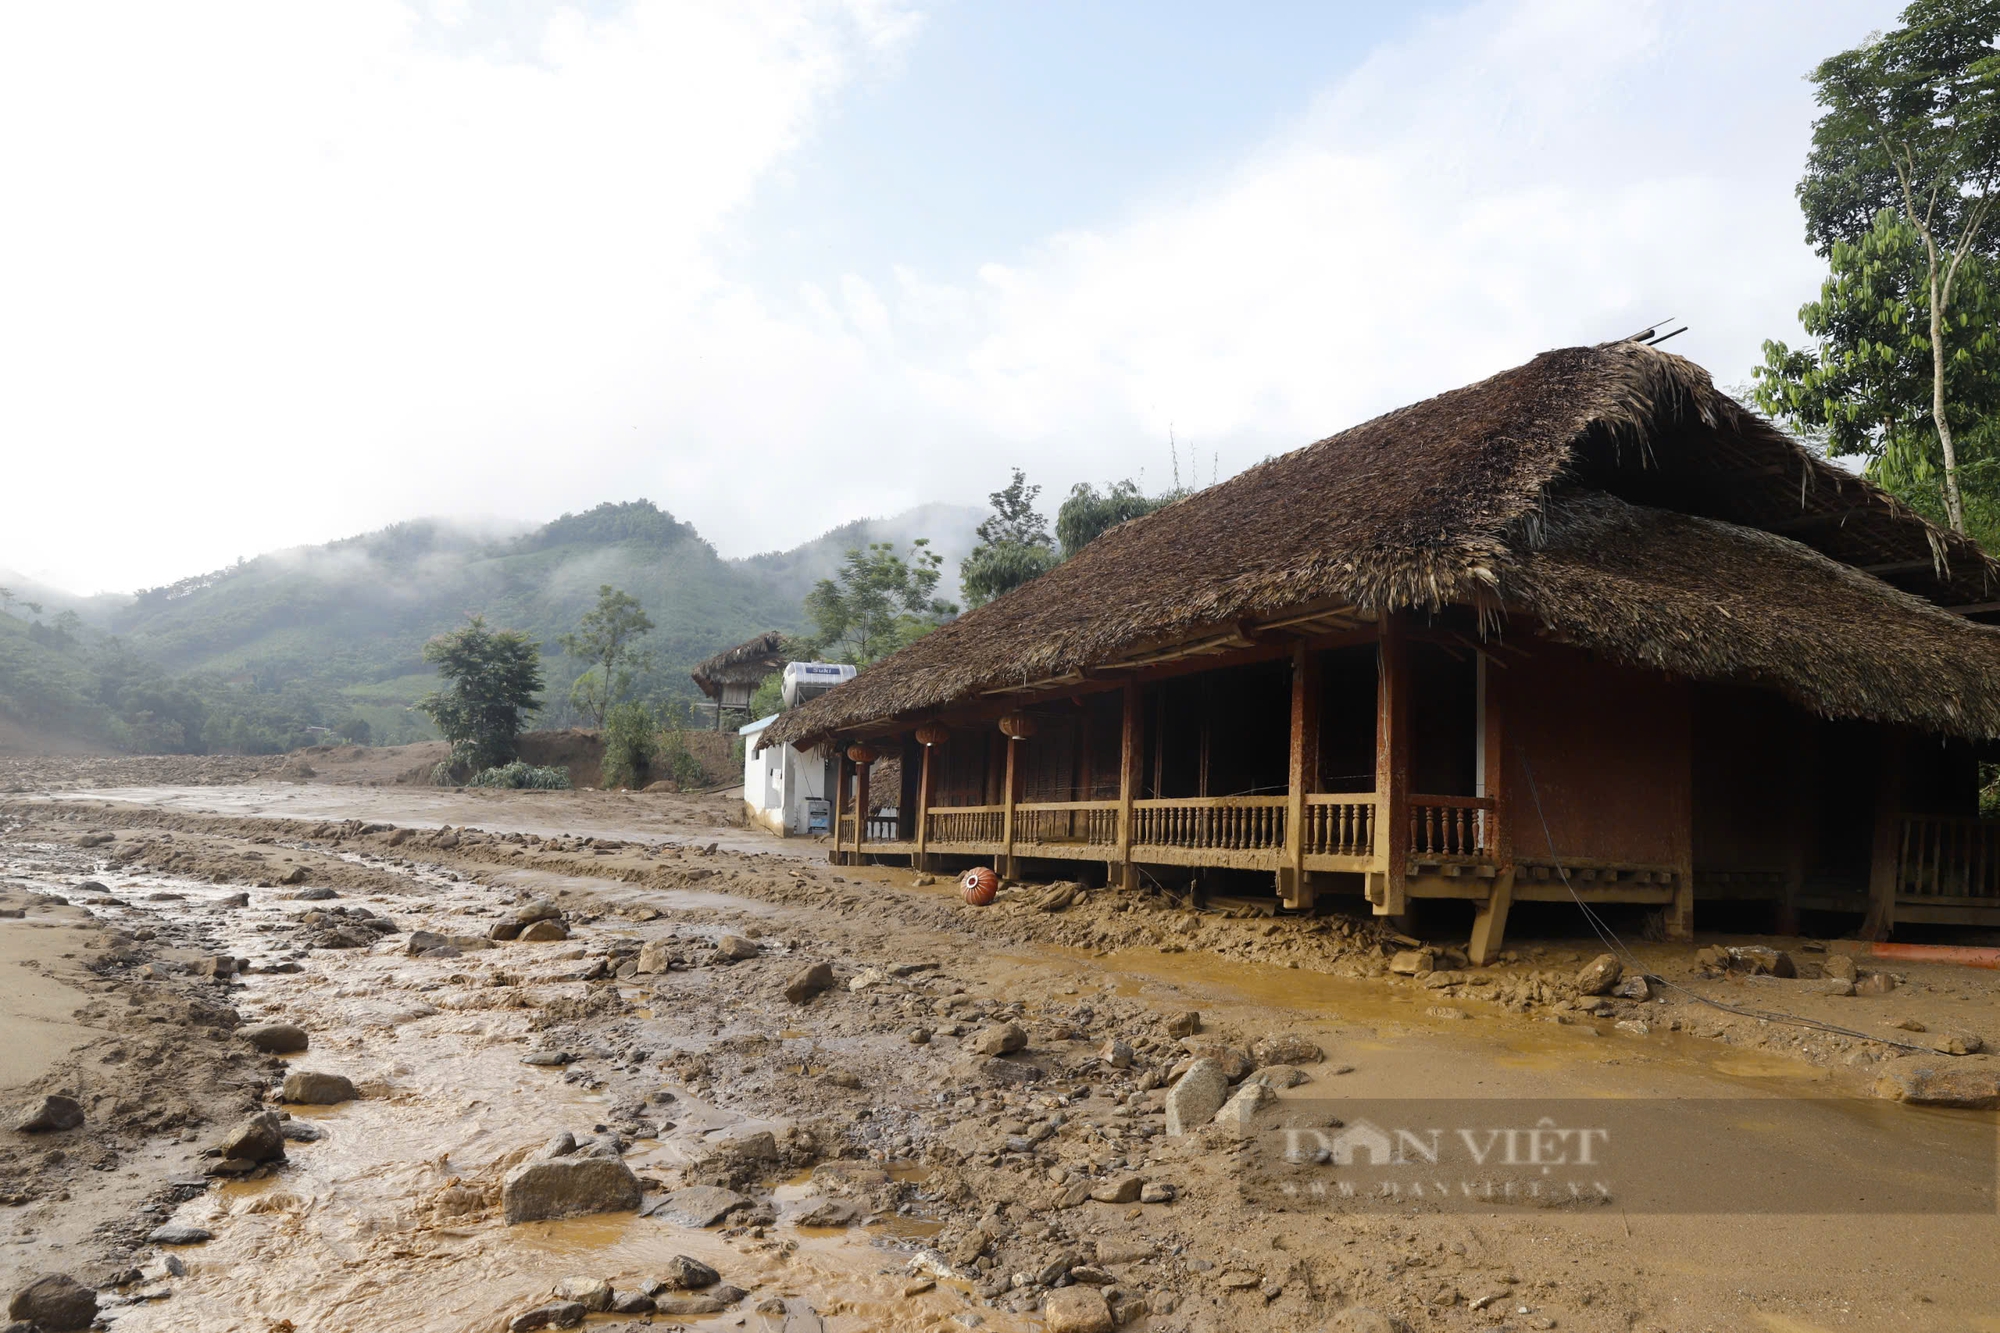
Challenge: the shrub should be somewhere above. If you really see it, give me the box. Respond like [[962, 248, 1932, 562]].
[[601, 701, 659, 789], [658, 730, 706, 788], [467, 761, 572, 790]]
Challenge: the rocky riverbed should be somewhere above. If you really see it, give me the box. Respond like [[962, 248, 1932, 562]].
[[2, 764, 1999, 1332]]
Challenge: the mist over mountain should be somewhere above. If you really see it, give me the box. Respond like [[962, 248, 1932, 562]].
[[0, 498, 981, 754]]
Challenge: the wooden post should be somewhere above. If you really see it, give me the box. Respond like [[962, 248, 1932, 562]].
[[915, 741, 934, 873], [832, 749, 849, 865], [1666, 690, 1696, 942], [854, 752, 871, 864], [1370, 612, 1410, 916], [1281, 642, 1320, 910], [1116, 679, 1140, 891], [1468, 653, 1513, 964], [1001, 731, 1019, 879], [1777, 710, 1810, 936], [1863, 728, 1906, 941]]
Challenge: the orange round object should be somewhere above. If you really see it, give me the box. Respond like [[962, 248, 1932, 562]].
[[960, 866, 998, 906]]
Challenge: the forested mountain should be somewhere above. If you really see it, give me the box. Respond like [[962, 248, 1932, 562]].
[[0, 498, 979, 754]]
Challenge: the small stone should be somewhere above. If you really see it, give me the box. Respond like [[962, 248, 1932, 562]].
[[1251, 1033, 1323, 1066], [972, 1022, 1028, 1056], [282, 1071, 357, 1105], [714, 934, 759, 961], [1856, 971, 1898, 997], [1612, 975, 1650, 1001], [655, 1254, 720, 1290], [1166, 1011, 1201, 1038], [1088, 1175, 1143, 1204], [784, 961, 834, 1002], [1388, 949, 1433, 976], [1042, 1285, 1114, 1333], [521, 1050, 572, 1067], [1165, 1058, 1229, 1136], [220, 1111, 286, 1163], [848, 966, 892, 991], [1180, 1042, 1254, 1081], [1251, 1065, 1310, 1089], [488, 920, 525, 941], [1727, 945, 1796, 977], [1933, 1031, 1985, 1056], [145, 1224, 211, 1245], [794, 1197, 863, 1227], [293, 885, 337, 901], [635, 940, 677, 974], [1824, 954, 1859, 982], [551, 1277, 612, 1312], [15, 1095, 84, 1133], [1098, 1038, 1134, 1069], [1139, 1181, 1176, 1204], [1613, 1019, 1650, 1037], [610, 1291, 656, 1315], [279, 1119, 323, 1142], [242, 1023, 309, 1054], [515, 899, 563, 924], [1575, 954, 1622, 996], [903, 1279, 936, 1297], [508, 1300, 586, 1331], [909, 1027, 932, 1045], [654, 1294, 731, 1316], [7, 1275, 97, 1332], [406, 930, 448, 956], [519, 919, 570, 943], [1215, 1079, 1275, 1135], [1812, 978, 1856, 996], [501, 1157, 642, 1224]]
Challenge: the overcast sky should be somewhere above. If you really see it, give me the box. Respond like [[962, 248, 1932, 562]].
[[1, 0, 1899, 595]]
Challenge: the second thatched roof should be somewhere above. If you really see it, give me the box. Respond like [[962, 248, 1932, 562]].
[[765, 342, 2000, 748], [690, 631, 788, 699]]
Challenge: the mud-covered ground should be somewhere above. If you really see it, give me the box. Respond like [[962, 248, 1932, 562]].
[[2, 756, 1999, 1333]]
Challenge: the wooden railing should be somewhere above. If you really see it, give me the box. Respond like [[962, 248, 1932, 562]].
[[1409, 794, 1495, 860], [835, 814, 855, 845], [1898, 815, 2000, 900], [1301, 794, 1376, 858], [1014, 800, 1119, 847], [1131, 796, 1287, 852], [927, 805, 1005, 845]]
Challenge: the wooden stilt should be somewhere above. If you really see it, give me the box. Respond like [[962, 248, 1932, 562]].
[[832, 749, 849, 865], [1371, 613, 1410, 916], [1468, 869, 1516, 966], [1000, 731, 1018, 880], [1863, 729, 1906, 941], [1281, 641, 1320, 910], [1117, 679, 1140, 891], [1468, 653, 1513, 964], [854, 753, 871, 866], [915, 740, 934, 873]]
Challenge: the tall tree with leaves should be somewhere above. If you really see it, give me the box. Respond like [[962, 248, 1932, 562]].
[[418, 616, 544, 773], [1055, 479, 1176, 558], [1797, 0, 2000, 532], [558, 585, 655, 728], [804, 540, 955, 666], [960, 469, 1060, 607], [1754, 210, 2000, 543]]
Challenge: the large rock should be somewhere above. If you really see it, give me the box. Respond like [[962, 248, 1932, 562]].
[[1251, 1033, 1323, 1067], [713, 934, 760, 962], [1727, 945, 1796, 978], [1873, 1056, 2000, 1109], [1088, 1175, 1143, 1204], [971, 1022, 1028, 1056], [282, 1070, 357, 1105], [636, 940, 678, 975], [8, 1275, 97, 1332], [1215, 1079, 1276, 1137], [1042, 1285, 1115, 1333], [552, 1277, 613, 1312], [1165, 1058, 1229, 1136], [1387, 950, 1433, 976], [508, 1301, 586, 1331], [646, 1184, 751, 1228], [515, 900, 563, 924], [502, 1156, 643, 1224], [1856, 971, 1898, 997], [15, 1095, 84, 1133], [655, 1254, 720, 1289], [519, 919, 570, 943], [242, 1023, 309, 1054], [1180, 1042, 1253, 1082], [784, 962, 834, 1002], [220, 1111, 287, 1163], [1824, 954, 1859, 983], [1575, 954, 1623, 996]]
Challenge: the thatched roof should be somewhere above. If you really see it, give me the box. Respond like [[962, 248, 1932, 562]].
[[690, 631, 787, 698], [764, 342, 2000, 747]]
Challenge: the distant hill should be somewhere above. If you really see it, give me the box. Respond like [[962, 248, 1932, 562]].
[[0, 498, 984, 752]]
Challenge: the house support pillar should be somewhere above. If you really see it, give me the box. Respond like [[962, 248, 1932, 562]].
[[1468, 652, 1514, 965], [832, 749, 850, 865], [1280, 641, 1320, 910], [1368, 612, 1410, 917], [854, 753, 871, 866], [915, 741, 934, 873], [1115, 679, 1140, 891], [1000, 731, 1019, 880], [1863, 729, 1907, 941]]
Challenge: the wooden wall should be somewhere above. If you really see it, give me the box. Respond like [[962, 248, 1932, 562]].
[[1691, 685, 1798, 872], [1501, 642, 1691, 866]]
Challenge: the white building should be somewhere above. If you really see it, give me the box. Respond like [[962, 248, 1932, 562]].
[[740, 714, 833, 837]]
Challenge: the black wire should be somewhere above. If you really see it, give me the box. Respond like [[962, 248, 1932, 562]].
[[1514, 746, 1932, 1054]]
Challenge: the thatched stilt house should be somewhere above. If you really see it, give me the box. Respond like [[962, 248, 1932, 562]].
[[760, 343, 2000, 958], [691, 631, 788, 730]]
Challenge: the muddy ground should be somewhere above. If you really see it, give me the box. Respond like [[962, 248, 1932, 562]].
[[1, 753, 1998, 1333]]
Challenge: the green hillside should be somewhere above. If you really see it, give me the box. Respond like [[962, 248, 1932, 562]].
[[0, 498, 985, 754]]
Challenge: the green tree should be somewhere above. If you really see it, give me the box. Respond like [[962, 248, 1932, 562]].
[[557, 585, 655, 728], [1056, 479, 1174, 558], [1797, 0, 2000, 532], [600, 700, 659, 788], [1754, 210, 2000, 545], [803, 540, 955, 666], [961, 468, 1060, 607], [417, 616, 544, 773]]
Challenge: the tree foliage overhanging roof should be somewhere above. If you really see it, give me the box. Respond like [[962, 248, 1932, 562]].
[[764, 342, 2000, 748]]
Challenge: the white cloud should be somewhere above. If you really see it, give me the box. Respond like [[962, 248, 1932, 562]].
[[0, 0, 1894, 594]]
